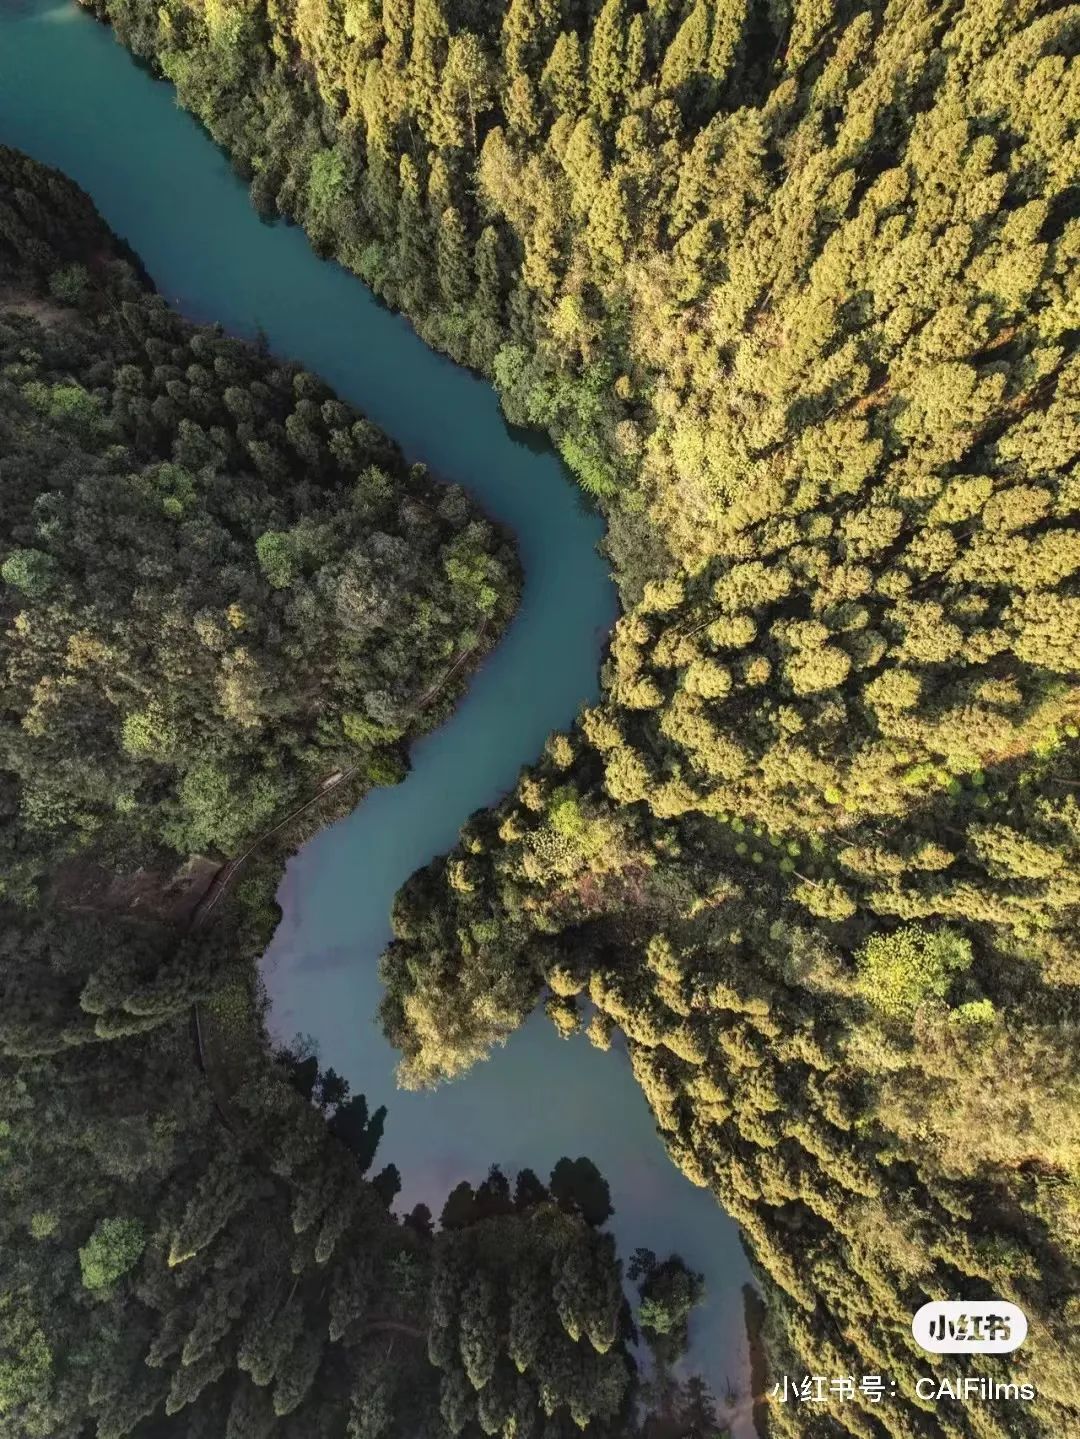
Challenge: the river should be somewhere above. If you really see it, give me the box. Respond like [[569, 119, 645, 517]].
[[0, 0, 756, 1423]]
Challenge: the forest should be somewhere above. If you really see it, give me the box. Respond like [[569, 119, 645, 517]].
[[0, 133, 517, 1047], [6, 0, 1080, 1436], [0, 148, 718, 1438]]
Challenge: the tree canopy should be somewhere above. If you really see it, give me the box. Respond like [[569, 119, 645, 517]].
[[25, 2, 1080, 1434]]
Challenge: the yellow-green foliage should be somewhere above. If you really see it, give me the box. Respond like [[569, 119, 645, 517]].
[[855, 923, 974, 1020], [93, 1, 1080, 1434]]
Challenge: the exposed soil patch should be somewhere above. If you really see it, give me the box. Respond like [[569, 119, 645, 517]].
[[0, 286, 71, 328], [52, 853, 223, 926]]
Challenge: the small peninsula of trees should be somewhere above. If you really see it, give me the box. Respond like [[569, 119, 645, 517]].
[[0, 139, 516, 1042]]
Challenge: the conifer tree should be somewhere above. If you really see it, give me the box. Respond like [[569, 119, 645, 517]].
[[587, 0, 627, 123]]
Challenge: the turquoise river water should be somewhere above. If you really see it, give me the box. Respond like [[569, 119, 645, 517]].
[[0, 0, 756, 1422]]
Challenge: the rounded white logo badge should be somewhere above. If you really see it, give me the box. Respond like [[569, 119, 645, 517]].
[[912, 1301, 1027, 1354]]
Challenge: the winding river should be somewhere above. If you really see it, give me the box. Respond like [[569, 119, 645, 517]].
[[0, 0, 755, 1423]]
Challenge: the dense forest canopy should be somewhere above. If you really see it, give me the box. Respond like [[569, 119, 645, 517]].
[[0, 137, 517, 1049], [10, 0, 1080, 1435], [0, 149, 725, 1439], [4, 999, 718, 1439], [0, 134, 516, 893]]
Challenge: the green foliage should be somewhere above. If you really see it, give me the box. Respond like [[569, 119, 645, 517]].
[[22, 378, 101, 428], [949, 998, 997, 1030], [121, 704, 178, 761], [1, 546, 56, 597], [560, 433, 618, 497], [164, 762, 283, 855], [28, 1211, 58, 1240], [48, 262, 89, 301], [254, 529, 297, 588], [13, 0, 1080, 1430], [0, 1300, 52, 1414], [547, 786, 586, 839], [0, 144, 518, 968], [307, 147, 347, 226], [856, 925, 974, 1020], [633, 1250, 704, 1354], [78, 1216, 146, 1289]]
